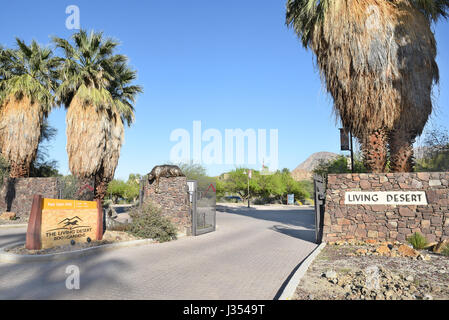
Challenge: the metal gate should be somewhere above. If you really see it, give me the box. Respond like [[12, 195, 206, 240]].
[[314, 175, 326, 244], [188, 177, 216, 236]]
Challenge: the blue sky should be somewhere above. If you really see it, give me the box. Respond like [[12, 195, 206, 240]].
[[1, 1, 448, 179]]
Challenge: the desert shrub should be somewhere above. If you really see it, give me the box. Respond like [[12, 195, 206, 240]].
[[127, 203, 177, 242], [442, 243, 449, 257], [407, 232, 428, 250]]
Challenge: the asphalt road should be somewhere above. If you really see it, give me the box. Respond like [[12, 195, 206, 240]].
[[0, 205, 317, 300]]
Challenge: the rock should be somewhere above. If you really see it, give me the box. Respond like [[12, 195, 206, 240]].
[[405, 275, 414, 282], [0, 212, 16, 220], [324, 270, 337, 280], [356, 248, 368, 255], [423, 294, 433, 300], [418, 254, 431, 261], [376, 245, 391, 256], [385, 290, 396, 300], [398, 245, 419, 258], [106, 206, 118, 219], [433, 240, 449, 254], [429, 180, 442, 187]]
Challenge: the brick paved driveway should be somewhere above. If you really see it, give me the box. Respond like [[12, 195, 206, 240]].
[[0, 205, 317, 299]]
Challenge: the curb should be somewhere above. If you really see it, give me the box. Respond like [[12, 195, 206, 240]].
[[278, 242, 327, 300], [0, 238, 156, 264], [0, 224, 27, 229]]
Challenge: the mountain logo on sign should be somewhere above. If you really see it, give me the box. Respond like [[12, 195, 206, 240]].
[[48, 216, 90, 232]]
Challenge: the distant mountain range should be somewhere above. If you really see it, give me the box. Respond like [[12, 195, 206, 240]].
[[291, 152, 340, 181]]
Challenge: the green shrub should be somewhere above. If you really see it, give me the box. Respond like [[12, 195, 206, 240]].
[[407, 232, 428, 250], [127, 203, 177, 242]]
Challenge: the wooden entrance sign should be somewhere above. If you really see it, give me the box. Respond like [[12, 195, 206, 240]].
[[26, 195, 103, 250]]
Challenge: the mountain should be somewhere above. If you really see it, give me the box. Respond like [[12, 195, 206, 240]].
[[291, 152, 340, 181]]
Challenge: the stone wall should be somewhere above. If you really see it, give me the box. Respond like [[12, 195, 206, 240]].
[[323, 172, 449, 243], [0, 178, 59, 222], [142, 176, 192, 236]]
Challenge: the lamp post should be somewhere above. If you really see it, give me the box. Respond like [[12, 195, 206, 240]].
[[340, 128, 355, 173], [243, 170, 252, 208]]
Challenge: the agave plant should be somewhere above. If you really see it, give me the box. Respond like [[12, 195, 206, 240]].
[[286, 0, 448, 172], [53, 30, 142, 200], [0, 39, 60, 177]]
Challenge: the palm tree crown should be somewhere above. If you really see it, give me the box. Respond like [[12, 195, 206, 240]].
[[286, 0, 449, 48], [0, 39, 59, 115], [53, 30, 141, 124]]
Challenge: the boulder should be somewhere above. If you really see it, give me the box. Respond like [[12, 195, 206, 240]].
[[375, 245, 391, 256], [398, 245, 419, 258], [433, 240, 449, 254], [0, 212, 16, 221]]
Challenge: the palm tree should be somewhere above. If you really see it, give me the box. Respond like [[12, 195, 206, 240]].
[[286, 0, 447, 172], [53, 30, 142, 200], [0, 39, 59, 177]]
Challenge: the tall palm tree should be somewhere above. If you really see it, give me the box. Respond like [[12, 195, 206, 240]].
[[53, 30, 142, 200], [286, 0, 447, 172], [0, 39, 59, 177]]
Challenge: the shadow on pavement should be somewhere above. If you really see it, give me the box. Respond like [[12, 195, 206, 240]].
[[269, 225, 315, 243], [0, 231, 27, 248], [217, 205, 316, 235], [0, 244, 131, 299]]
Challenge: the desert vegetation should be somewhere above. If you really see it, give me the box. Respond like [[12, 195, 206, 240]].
[[0, 30, 142, 201]]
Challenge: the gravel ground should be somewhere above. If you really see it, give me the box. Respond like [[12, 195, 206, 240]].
[[0, 217, 28, 225], [294, 243, 449, 300]]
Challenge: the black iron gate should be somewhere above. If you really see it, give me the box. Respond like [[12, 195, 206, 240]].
[[314, 175, 326, 244], [188, 178, 216, 236]]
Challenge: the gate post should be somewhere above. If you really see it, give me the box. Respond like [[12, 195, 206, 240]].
[[314, 175, 326, 244]]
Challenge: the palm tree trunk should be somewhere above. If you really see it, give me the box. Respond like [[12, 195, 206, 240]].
[[94, 174, 109, 202], [9, 161, 29, 178], [389, 129, 415, 172], [362, 129, 388, 173]]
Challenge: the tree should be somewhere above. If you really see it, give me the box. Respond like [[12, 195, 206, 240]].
[[176, 162, 208, 181], [416, 126, 449, 172], [107, 179, 128, 203], [29, 119, 60, 177], [218, 168, 311, 204], [0, 39, 60, 177], [313, 155, 366, 179], [53, 30, 142, 200], [124, 174, 141, 202], [286, 0, 447, 172]]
